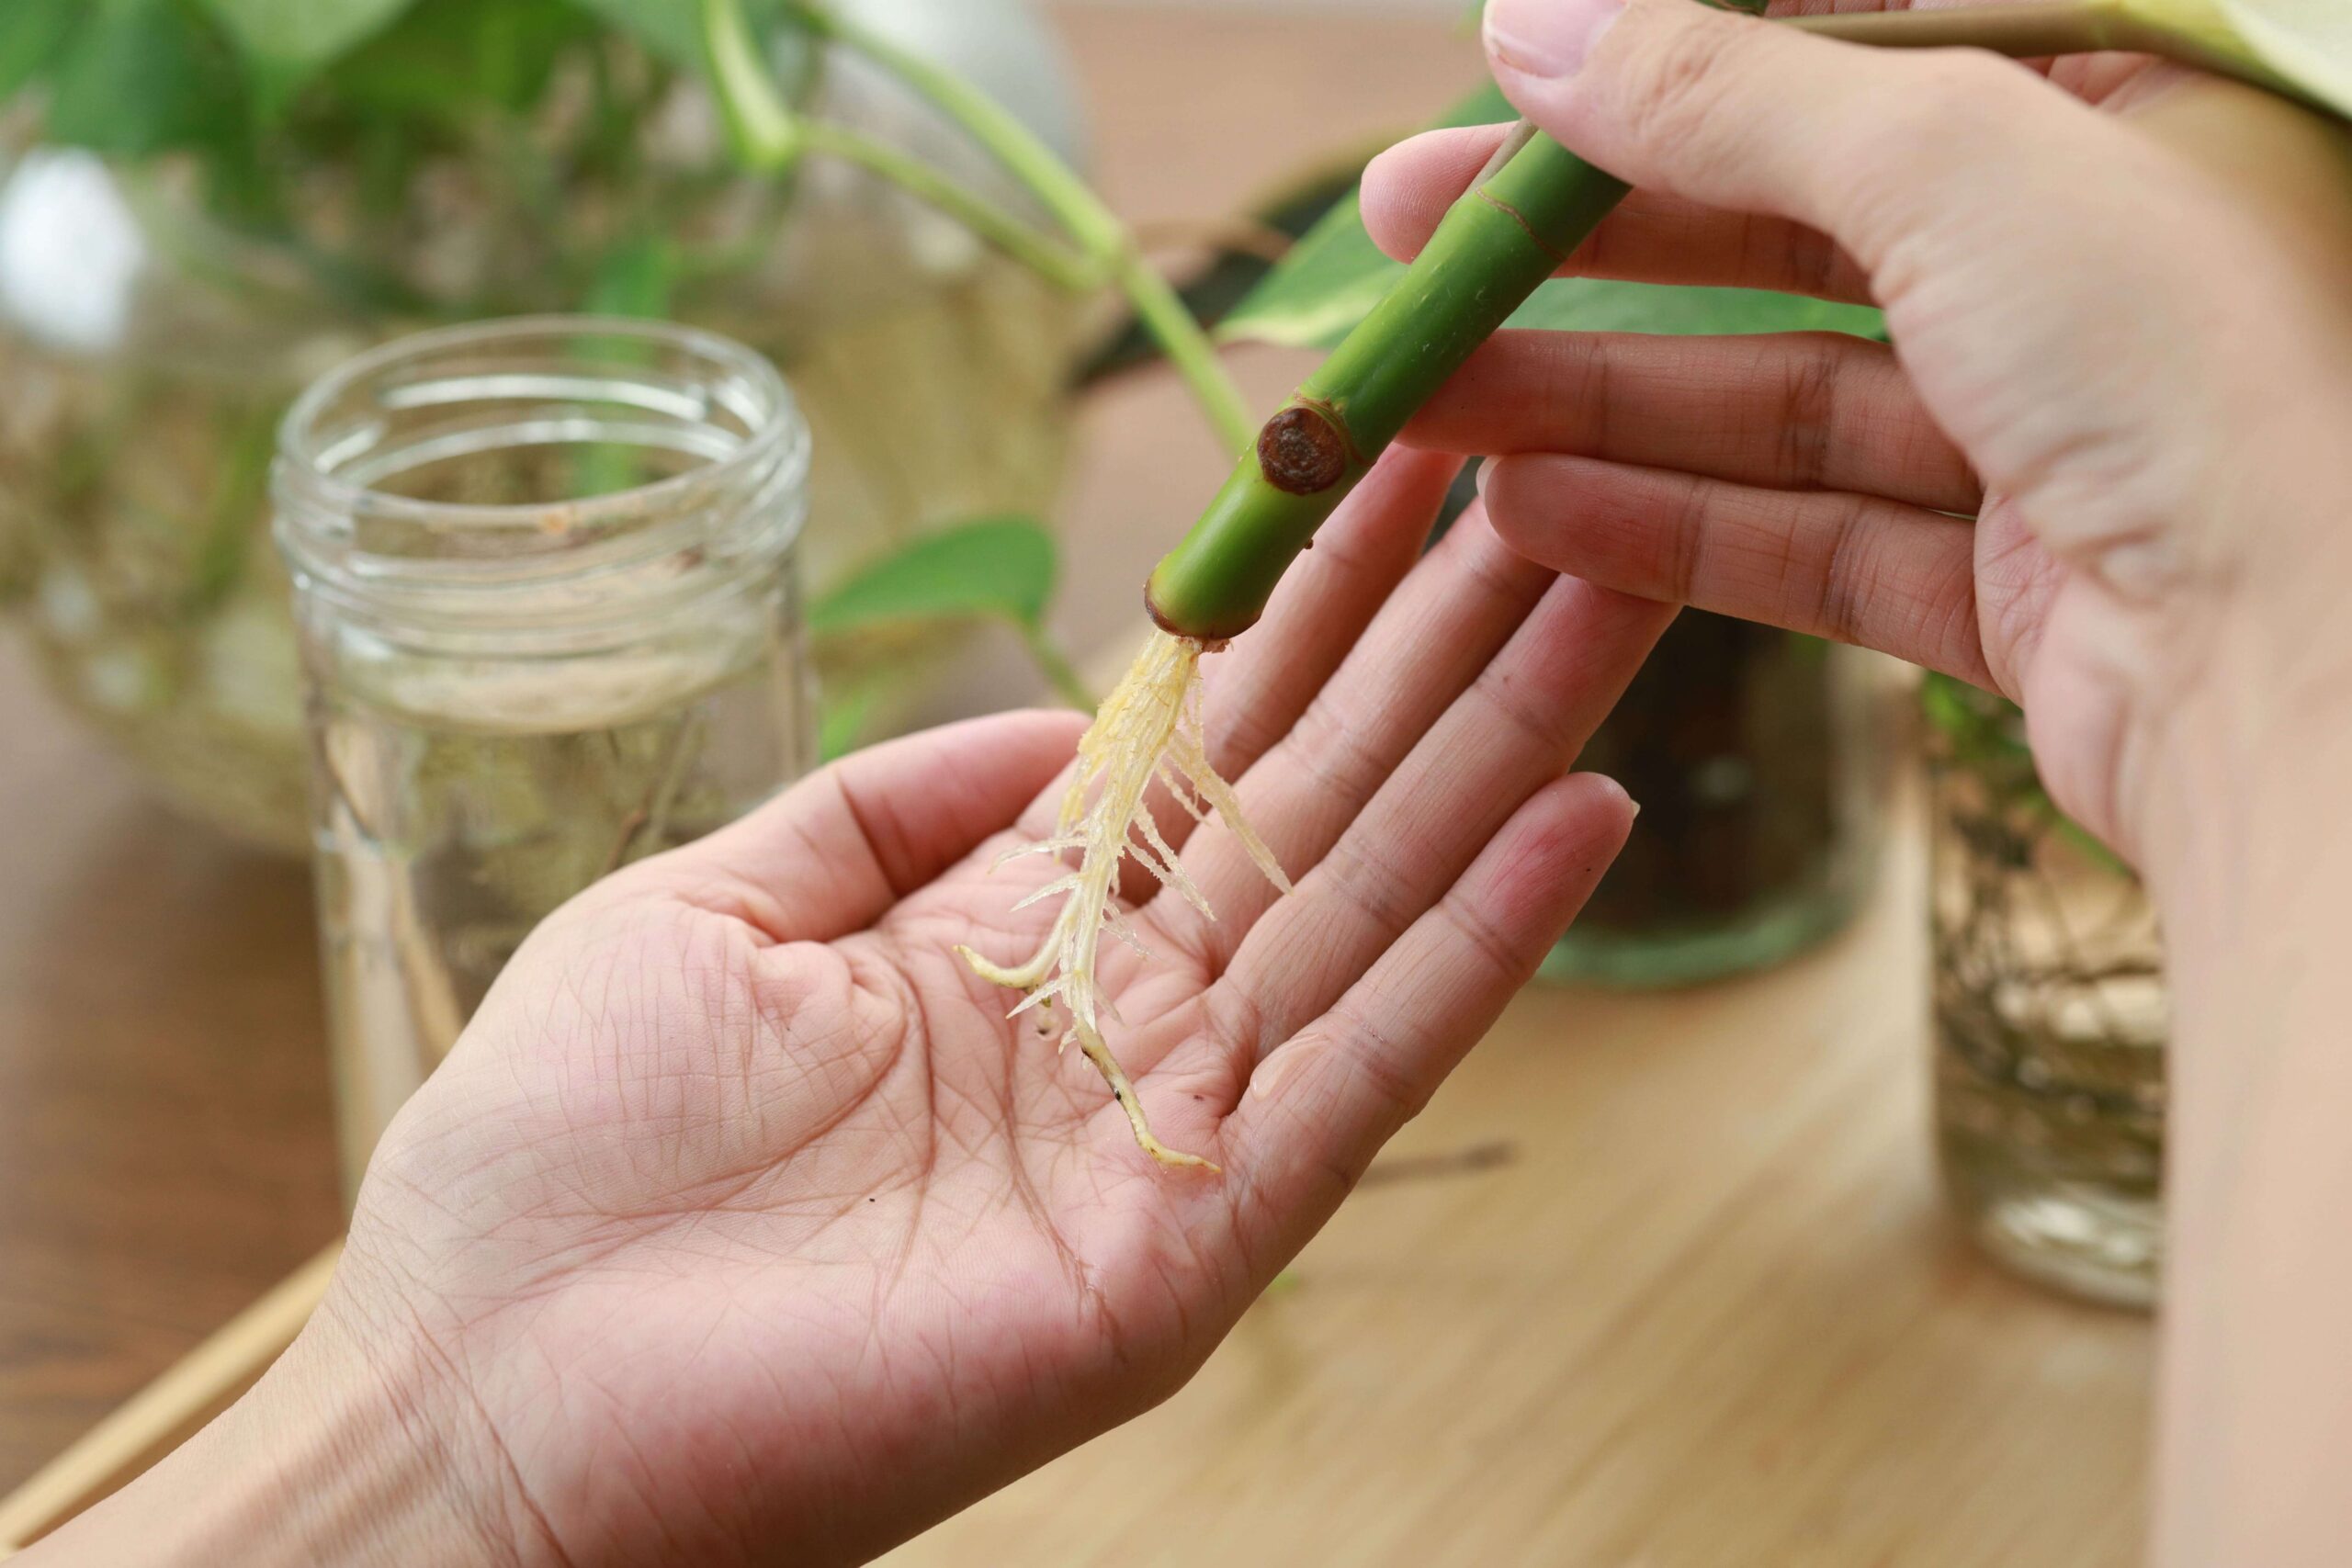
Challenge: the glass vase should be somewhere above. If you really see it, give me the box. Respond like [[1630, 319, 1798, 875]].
[[276, 318, 816, 1201], [1923, 673, 2165, 1308]]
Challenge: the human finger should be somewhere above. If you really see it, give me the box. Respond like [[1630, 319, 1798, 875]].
[[1480, 451, 1991, 683], [1404, 328, 1979, 514]]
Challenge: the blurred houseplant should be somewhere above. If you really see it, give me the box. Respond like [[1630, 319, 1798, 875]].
[[0, 0, 1090, 849]]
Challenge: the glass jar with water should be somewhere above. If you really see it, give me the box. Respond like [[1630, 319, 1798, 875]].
[[1923, 673, 2165, 1307], [274, 318, 816, 1201]]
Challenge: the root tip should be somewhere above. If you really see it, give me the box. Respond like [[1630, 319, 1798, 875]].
[[1141, 1141, 1222, 1174], [958, 944, 1023, 987]]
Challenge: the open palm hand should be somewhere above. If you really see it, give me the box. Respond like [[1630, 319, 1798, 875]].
[[310, 451, 1667, 1568]]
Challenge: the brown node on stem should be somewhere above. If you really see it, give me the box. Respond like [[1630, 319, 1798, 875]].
[[1256, 403, 1349, 495]]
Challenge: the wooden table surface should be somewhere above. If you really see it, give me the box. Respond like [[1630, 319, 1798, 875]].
[[0, 6, 2153, 1564]]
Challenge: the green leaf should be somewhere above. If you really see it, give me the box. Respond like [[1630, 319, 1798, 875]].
[[0, 0, 82, 100], [2052, 812, 2136, 882], [1212, 192, 1395, 350], [809, 518, 1057, 637], [1920, 671, 2031, 763], [196, 0, 415, 78], [570, 0, 707, 66], [322, 0, 587, 118], [1510, 278, 1884, 338], [565, 239, 677, 496], [45, 0, 247, 157], [1919, 672, 2134, 877], [571, 0, 805, 73], [819, 683, 880, 762], [1219, 84, 1512, 350], [1220, 80, 1884, 350]]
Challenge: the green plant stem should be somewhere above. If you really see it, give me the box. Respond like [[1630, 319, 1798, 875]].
[[1148, 127, 1624, 639], [799, 122, 1102, 291], [706, 0, 1099, 287], [702, 0, 802, 167], [1100, 240, 1255, 452], [786, 0, 1257, 454], [700, 2, 1097, 275], [1017, 621, 1096, 710]]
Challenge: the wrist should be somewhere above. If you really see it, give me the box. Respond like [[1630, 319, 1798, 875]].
[[2133, 610, 2352, 925], [21, 1280, 535, 1568], [2130, 589, 2352, 1568]]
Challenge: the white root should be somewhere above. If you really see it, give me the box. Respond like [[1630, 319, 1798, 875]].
[[957, 630, 1291, 1169]]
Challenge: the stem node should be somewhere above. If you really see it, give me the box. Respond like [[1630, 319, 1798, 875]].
[[1256, 404, 1351, 495]]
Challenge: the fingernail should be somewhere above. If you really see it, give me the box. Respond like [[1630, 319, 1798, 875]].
[[1486, 0, 1627, 79]]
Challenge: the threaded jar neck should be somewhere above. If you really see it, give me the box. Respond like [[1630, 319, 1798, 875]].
[[274, 316, 808, 652]]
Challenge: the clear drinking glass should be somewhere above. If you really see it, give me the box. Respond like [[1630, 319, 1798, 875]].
[[1923, 673, 2165, 1308], [274, 318, 816, 1201]]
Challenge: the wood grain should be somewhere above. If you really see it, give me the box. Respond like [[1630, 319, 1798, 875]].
[[0, 647, 343, 1493], [0, 1243, 338, 1550]]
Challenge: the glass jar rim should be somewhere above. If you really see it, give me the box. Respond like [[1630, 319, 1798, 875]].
[[274, 313, 808, 544]]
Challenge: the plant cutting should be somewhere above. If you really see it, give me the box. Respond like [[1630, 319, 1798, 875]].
[[978, 119, 1660, 1164]]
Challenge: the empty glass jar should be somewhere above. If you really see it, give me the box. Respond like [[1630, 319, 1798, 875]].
[[275, 318, 816, 1199]]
